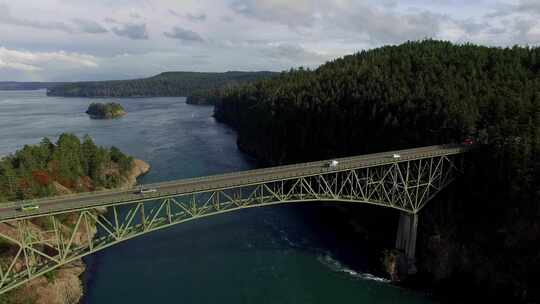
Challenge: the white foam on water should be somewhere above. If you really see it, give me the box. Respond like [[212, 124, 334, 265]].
[[318, 253, 390, 283]]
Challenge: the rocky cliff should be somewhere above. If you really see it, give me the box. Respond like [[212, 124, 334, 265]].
[[1, 159, 150, 304]]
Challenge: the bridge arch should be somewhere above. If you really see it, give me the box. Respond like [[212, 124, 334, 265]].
[[0, 148, 468, 294]]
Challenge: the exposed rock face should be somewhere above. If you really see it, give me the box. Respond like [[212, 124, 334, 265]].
[[53, 181, 73, 195], [120, 159, 151, 189], [2, 159, 150, 304], [8, 261, 85, 304]]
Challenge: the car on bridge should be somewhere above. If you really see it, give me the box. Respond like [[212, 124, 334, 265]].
[[326, 160, 339, 169], [392, 154, 401, 159], [463, 138, 474, 145], [18, 203, 39, 212], [136, 186, 158, 195]]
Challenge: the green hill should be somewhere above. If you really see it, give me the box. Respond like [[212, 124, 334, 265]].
[[46, 71, 278, 98], [215, 40, 540, 302]]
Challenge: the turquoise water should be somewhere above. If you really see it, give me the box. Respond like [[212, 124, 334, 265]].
[[0, 90, 433, 303]]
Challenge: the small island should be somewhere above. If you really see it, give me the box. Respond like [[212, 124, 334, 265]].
[[86, 102, 126, 119]]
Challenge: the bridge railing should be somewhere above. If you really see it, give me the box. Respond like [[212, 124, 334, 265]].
[[139, 144, 465, 189], [0, 144, 471, 212]]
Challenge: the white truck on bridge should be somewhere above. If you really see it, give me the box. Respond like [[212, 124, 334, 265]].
[[326, 160, 339, 169], [136, 186, 157, 195]]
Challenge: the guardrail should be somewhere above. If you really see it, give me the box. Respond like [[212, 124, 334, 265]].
[[0, 145, 472, 214]]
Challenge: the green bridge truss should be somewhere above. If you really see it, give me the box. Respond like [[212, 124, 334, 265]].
[[0, 151, 466, 294]]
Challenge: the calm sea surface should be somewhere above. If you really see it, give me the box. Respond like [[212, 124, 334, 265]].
[[0, 90, 433, 304]]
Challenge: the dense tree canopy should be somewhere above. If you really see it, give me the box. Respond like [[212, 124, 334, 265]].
[[215, 40, 540, 302], [47, 71, 277, 97], [86, 102, 126, 119], [0, 134, 133, 202]]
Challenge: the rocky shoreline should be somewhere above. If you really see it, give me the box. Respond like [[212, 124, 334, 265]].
[[2, 159, 150, 304]]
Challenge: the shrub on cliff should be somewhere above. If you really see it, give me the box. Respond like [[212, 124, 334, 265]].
[[0, 133, 133, 202]]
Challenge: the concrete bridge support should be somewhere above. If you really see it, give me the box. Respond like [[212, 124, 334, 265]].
[[395, 212, 418, 274]]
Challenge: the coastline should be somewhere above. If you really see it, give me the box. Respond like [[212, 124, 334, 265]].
[[2, 159, 150, 304]]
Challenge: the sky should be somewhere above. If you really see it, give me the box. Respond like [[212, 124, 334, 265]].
[[0, 0, 539, 81]]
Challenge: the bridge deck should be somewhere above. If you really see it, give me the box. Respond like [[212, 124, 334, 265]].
[[0, 144, 472, 221]]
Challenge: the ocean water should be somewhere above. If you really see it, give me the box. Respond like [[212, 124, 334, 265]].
[[0, 90, 433, 304]]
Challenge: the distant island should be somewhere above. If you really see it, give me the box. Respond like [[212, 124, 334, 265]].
[[1, 72, 278, 105], [46, 71, 278, 101], [0, 81, 68, 91], [86, 102, 126, 119]]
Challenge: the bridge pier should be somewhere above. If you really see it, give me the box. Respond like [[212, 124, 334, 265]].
[[395, 212, 418, 274]]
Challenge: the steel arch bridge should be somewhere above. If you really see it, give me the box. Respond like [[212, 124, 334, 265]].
[[0, 144, 472, 294]]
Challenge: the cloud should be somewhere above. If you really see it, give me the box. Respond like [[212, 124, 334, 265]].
[[3, 0, 540, 82], [230, 0, 316, 27], [0, 3, 73, 33], [228, 1, 444, 44], [168, 9, 181, 17], [112, 23, 149, 39], [186, 13, 207, 22], [338, 7, 444, 44], [516, 0, 540, 15], [169, 9, 207, 22], [164, 27, 204, 42], [72, 18, 108, 34], [221, 15, 234, 23], [104, 17, 118, 23], [0, 47, 98, 72], [0, 58, 41, 71], [262, 43, 329, 64]]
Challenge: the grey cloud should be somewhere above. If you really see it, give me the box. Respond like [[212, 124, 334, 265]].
[[164, 27, 204, 42], [0, 3, 73, 33], [510, 18, 540, 44], [112, 23, 149, 40], [262, 44, 328, 64], [516, 0, 540, 15], [336, 7, 443, 45], [485, 1, 540, 19], [169, 10, 207, 22], [221, 16, 234, 23], [458, 19, 489, 35], [229, 0, 316, 27], [487, 27, 507, 35], [229, 1, 442, 43], [72, 19, 108, 34], [186, 13, 207, 22], [130, 13, 142, 19], [169, 9, 181, 17]]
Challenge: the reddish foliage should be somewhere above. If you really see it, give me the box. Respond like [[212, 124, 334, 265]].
[[17, 179, 30, 191], [80, 176, 94, 191], [47, 160, 60, 180], [32, 170, 51, 186], [57, 179, 75, 190]]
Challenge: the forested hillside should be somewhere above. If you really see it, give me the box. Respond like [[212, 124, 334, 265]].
[[215, 40, 540, 302], [47, 71, 277, 97], [0, 133, 133, 202]]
